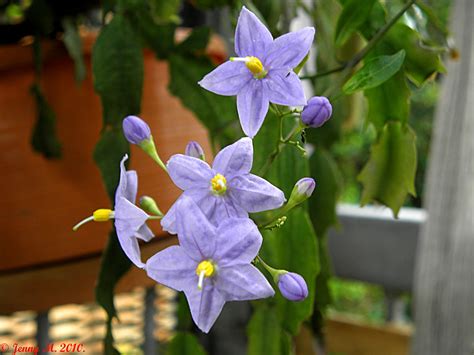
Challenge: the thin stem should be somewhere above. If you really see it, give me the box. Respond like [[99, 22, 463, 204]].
[[258, 122, 305, 177], [301, 0, 417, 81]]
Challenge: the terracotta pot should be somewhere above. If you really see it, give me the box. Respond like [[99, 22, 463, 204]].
[[0, 31, 225, 312]]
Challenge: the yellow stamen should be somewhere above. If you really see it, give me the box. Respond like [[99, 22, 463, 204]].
[[196, 260, 215, 290], [230, 56, 267, 79], [93, 209, 114, 222], [73, 208, 114, 231], [245, 56, 264, 75], [210, 174, 227, 195]]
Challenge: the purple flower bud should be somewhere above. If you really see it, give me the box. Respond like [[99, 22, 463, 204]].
[[296, 177, 316, 198], [301, 96, 332, 128], [122, 115, 151, 145], [185, 141, 205, 160], [278, 272, 308, 302]]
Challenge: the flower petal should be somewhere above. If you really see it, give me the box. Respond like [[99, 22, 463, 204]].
[[185, 284, 226, 333], [264, 27, 315, 69], [228, 174, 286, 212], [176, 196, 217, 260], [198, 61, 252, 96], [212, 137, 253, 178], [116, 232, 144, 268], [264, 70, 306, 106], [213, 218, 261, 267], [114, 197, 149, 234], [216, 264, 275, 301], [115, 155, 138, 204], [136, 224, 154, 242], [167, 154, 214, 190], [237, 80, 269, 138], [146, 245, 197, 291], [235, 6, 273, 58], [161, 189, 212, 234]]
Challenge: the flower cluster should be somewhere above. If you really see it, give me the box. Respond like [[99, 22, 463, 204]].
[[74, 6, 333, 333]]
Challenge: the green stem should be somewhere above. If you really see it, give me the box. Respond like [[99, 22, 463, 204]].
[[258, 121, 305, 177], [300, 0, 417, 81], [255, 256, 284, 282]]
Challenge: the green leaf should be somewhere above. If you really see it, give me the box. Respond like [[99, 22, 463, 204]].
[[343, 50, 406, 94], [364, 69, 410, 130], [176, 27, 211, 54], [252, 116, 319, 335], [62, 17, 86, 83], [261, 208, 319, 335], [358, 122, 417, 217], [308, 148, 342, 237], [30, 83, 61, 158], [25, 0, 53, 35], [168, 54, 239, 146], [335, 0, 376, 46], [247, 307, 283, 355], [385, 23, 445, 86], [166, 332, 207, 355], [311, 236, 333, 338], [92, 14, 143, 126], [93, 129, 129, 200]]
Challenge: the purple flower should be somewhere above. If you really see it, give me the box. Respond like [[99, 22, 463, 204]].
[[161, 137, 285, 234], [185, 141, 205, 160], [146, 197, 274, 333], [301, 96, 332, 128], [123, 115, 151, 144], [278, 272, 308, 301], [198, 7, 315, 138], [114, 155, 154, 268]]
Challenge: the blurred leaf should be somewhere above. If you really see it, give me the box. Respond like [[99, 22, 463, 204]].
[[364, 69, 410, 130], [125, 0, 177, 59], [62, 17, 86, 83], [95, 230, 131, 319], [176, 293, 193, 331], [30, 83, 61, 158], [335, 0, 376, 46], [176, 26, 211, 54], [308, 148, 342, 237], [358, 122, 417, 216], [343, 50, 406, 94], [168, 54, 239, 146], [385, 23, 445, 86], [92, 14, 143, 126], [150, 0, 181, 23], [166, 332, 207, 355], [247, 306, 283, 355]]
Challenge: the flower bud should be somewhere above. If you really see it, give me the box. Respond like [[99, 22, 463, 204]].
[[301, 96, 332, 128], [287, 177, 316, 207], [185, 141, 205, 160], [278, 272, 308, 302], [139, 196, 163, 216], [123, 115, 151, 145]]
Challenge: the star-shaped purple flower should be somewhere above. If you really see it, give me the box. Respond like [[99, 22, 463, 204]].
[[114, 155, 154, 268], [146, 197, 274, 333], [198, 6, 315, 138], [161, 137, 285, 234]]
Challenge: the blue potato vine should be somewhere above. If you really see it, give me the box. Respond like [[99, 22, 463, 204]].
[[74, 6, 333, 335]]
